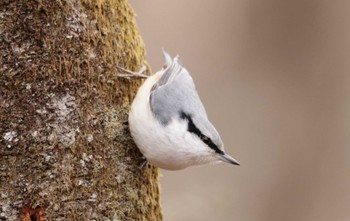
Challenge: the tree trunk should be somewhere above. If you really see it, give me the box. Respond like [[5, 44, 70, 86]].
[[0, 0, 162, 220]]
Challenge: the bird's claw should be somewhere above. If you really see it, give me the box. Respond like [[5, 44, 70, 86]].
[[114, 65, 148, 79], [139, 156, 149, 169]]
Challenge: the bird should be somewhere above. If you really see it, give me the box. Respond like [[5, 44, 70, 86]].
[[116, 49, 239, 170]]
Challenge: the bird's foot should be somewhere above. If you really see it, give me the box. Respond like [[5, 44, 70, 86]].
[[114, 65, 148, 79], [139, 156, 149, 169]]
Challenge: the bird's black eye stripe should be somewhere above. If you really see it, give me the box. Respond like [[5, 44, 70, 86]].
[[180, 112, 224, 155]]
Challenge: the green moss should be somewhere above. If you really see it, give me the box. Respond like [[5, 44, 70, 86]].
[[0, 0, 161, 220]]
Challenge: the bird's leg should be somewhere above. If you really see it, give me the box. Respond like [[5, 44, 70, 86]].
[[114, 65, 148, 79], [139, 156, 149, 169]]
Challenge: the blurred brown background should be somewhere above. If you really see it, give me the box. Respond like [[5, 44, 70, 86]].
[[129, 1, 350, 220]]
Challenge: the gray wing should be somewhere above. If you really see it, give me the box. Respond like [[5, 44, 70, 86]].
[[150, 51, 223, 148], [150, 52, 223, 148], [150, 65, 208, 125]]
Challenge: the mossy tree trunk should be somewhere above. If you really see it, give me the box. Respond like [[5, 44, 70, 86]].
[[0, 0, 162, 220]]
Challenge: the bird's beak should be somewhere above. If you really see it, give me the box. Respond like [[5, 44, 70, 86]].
[[216, 153, 240, 166]]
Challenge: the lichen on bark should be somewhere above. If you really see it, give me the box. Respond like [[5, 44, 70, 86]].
[[0, 0, 162, 220]]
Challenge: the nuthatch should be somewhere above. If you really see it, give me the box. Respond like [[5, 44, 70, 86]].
[[117, 50, 239, 170]]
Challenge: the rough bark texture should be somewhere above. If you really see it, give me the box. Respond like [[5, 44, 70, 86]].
[[0, 0, 162, 220]]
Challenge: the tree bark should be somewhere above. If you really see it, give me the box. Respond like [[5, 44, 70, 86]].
[[0, 0, 162, 220]]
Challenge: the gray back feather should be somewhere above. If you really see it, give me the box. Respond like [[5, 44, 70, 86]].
[[150, 51, 223, 147]]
